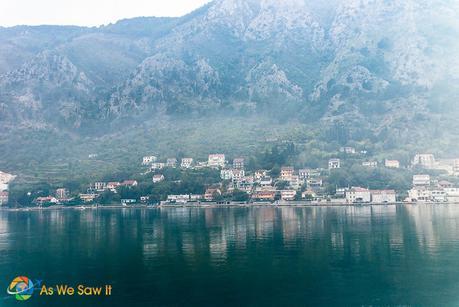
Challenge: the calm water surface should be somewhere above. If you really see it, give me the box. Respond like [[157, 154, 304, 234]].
[[1, 205, 459, 306]]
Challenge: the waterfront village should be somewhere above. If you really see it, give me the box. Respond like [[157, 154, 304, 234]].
[[1, 149, 459, 208]]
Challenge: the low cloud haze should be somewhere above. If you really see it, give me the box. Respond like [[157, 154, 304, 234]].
[[0, 0, 211, 27]]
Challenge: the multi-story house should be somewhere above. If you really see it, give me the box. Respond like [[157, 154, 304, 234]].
[[371, 190, 396, 203], [166, 158, 177, 168], [220, 169, 233, 180], [153, 174, 165, 183], [280, 190, 297, 201], [231, 169, 245, 182], [280, 167, 294, 181], [412, 154, 436, 169], [340, 147, 356, 154], [151, 162, 165, 170], [208, 154, 226, 168], [385, 159, 400, 168], [328, 159, 341, 170], [233, 158, 245, 170], [181, 158, 193, 169], [142, 156, 157, 165], [413, 175, 431, 186], [55, 188, 69, 200], [362, 161, 378, 168], [346, 187, 371, 203]]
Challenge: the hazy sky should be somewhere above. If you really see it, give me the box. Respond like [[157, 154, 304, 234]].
[[0, 0, 212, 27]]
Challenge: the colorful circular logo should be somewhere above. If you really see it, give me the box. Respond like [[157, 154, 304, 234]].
[[7, 276, 35, 301]]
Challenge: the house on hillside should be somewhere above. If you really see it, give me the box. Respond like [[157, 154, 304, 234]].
[[181, 158, 193, 169], [385, 159, 400, 168], [280, 167, 294, 180], [328, 159, 341, 170], [153, 174, 165, 183], [142, 156, 157, 165], [208, 154, 225, 168], [233, 158, 245, 170]]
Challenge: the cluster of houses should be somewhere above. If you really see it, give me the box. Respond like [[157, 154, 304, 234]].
[[3, 150, 459, 207]]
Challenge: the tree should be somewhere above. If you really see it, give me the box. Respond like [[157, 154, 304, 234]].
[[232, 189, 249, 202]]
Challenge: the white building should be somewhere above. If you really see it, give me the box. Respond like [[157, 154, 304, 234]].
[[151, 162, 165, 170], [231, 169, 245, 182], [412, 154, 435, 169], [454, 159, 459, 176], [362, 161, 378, 168], [413, 175, 431, 186], [55, 188, 69, 200], [299, 169, 320, 179], [220, 169, 233, 180], [371, 190, 396, 203], [280, 167, 294, 180], [289, 175, 302, 190], [445, 188, 459, 203], [340, 147, 356, 154], [142, 156, 157, 165], [346, 187, 371, 203], [181, 158, 193, 169], [166, 158, 177, 168], [329, 159, 341, 170], [153, 174, 165, 183], [233, 158, 245, 170], [259, 177, 273, 187], [385, 160, 400, 168], [408, 188, 432, 202], [431, 189, 447, 202], [280, 190, 297, 201], [167, 195, 190, 203], [208, 154, 226, 168]]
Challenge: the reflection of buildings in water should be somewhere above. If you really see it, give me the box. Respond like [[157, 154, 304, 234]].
[[0, 215, 9, 250], [252, 208, 275, 239], [209, 230, 228, 263], [404, 205, 438, 253], [279, 207, 301, 242], [403, 204, 459, 254]]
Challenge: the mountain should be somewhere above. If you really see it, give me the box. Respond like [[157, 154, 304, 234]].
[[1, 0, 459, 185]]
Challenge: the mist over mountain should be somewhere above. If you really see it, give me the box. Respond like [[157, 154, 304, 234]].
[[1, 0, 459, 185]]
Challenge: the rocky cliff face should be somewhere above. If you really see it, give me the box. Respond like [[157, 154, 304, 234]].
[[0, 0, 458, 131]]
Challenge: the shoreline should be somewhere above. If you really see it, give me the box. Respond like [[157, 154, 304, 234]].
[[1, 201, 459, 211]]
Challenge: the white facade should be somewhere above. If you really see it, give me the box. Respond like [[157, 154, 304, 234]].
[[329, 159, 341, 170], [280, 190, 297, 201], [142, 156, 157, 165], [413, 175, 431, 186], [231, 169, 245, 182], [408, 188, 432, 202], [220, 169, 233, 180], [153, 174, 165, 183], [208, 154, 226, 168], [412, 154, 435, 169], [371, 190, 396, 203], [362, 161, 378, 168], [181, 158, 193, 168], [385, 160, 400, 168], [167, 195, 190, 203], [166, 158, 177, 167], [346, 187, 371, 203], [445, 188, 459, 202], [151, 162, 165, 170]]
